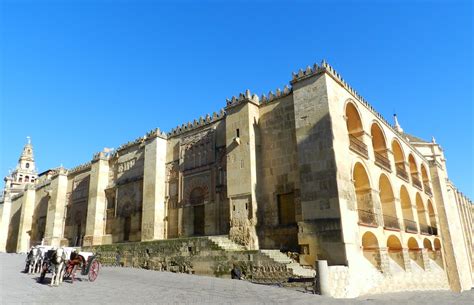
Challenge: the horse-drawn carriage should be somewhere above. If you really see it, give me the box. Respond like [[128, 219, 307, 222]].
[[37, 247, 100, 285], [63, 251, 100, 283]]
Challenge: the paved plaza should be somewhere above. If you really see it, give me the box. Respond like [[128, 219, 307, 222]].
[[0, 253, 472, 305]]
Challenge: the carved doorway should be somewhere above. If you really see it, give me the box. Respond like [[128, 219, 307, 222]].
[[124, 216, 131, 241], [194, 205, 205, 236]]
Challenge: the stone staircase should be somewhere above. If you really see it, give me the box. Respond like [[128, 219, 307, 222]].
[[207, 236, 315, 278], [261, 250, 316, 278], [207, 235, 246, 251]]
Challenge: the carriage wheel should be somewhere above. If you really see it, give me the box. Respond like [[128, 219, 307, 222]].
[[88, 260, 100, 282]]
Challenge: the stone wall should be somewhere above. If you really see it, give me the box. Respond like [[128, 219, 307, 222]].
[[257, 94, 300, 252], [83, 237, 293, 283]]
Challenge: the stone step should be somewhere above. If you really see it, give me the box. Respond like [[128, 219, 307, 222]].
[[207, 235, 246, 251], [261, 250, 316, 278]]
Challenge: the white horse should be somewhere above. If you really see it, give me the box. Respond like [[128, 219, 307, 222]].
[[50, 247, 76, 286], [50, 248, 66, 286]]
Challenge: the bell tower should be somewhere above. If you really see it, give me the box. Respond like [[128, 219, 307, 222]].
[[7, 136, 38, 195]]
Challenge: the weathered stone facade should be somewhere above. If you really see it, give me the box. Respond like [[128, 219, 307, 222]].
[[1, 60, 472, 297]]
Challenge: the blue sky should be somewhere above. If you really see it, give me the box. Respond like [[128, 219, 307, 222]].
[[0, 0, 472, 198]]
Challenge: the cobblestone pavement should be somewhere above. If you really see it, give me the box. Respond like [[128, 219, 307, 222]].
[[1, 253, 473, 305]]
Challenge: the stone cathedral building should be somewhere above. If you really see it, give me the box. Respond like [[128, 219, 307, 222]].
[[0, 61, 472, 297]]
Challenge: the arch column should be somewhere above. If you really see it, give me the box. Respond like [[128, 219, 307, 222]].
[[379, 246, 391, 274], [393, 197, 404, 230], [402, 248, 412, 272], [359, 131, 372, 160], [421, 248, 431, 271], [370, 188, 383, 227]]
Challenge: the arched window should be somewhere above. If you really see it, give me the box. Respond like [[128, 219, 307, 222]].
[[353, 163, 376, 226], [407, 237, 424, 269], [423, 238, 433, 251], [392, 140, 408, 180], [387, 235, 405, 270], [408, 154, 421, 189], [25, 176, 30, 182], [362, 232, 381, 271], [189, 187, 205, 205], [400, 186, 417, 233], [420, 165, 432, 195], [427, 200, 437, 235], [416, 193, 429, 234], [379, 174, 399, 230], [346, 102, 368, 158], [432, 238, 444, 268], [371, 123, 390, 170]]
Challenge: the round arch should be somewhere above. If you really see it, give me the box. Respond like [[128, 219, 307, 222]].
[[345, 101, 364, 140], [408, 154, 420, 187], [423, 238, 433, 251], [379, 174, 398, 229], [421, 164, 429, 183], [416, 193, 428, 232], [407, 237, 419, 250], [354, 163, 376, 225], [362, 231, 382, 270], [371, 122, 389, 158], [427, 200, 437, 232], [362, 231, 379, 249], [434, 238, 442, 250], [387, 235, 402, 250], [408, 154, 418, 174], [400, 186, 416, 232], [391, 139, 406, 177], [189, 187, 205, 205]]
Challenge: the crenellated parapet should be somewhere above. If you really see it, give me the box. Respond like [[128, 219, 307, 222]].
[[225, 89, 260, 109], [145, 127, 167, 140], [291, 60, 395, 131], [35, 178, 51, 190], [50, 166, 68, 178], [167, 109, 225, 137], [259, 85, 292, 104], [114, 128, 167, 155], [68, 161, 92, 175]]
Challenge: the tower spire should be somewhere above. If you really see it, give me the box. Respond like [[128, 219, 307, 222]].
[[4, 137, 39, 195], [393, 114, 403, 133]]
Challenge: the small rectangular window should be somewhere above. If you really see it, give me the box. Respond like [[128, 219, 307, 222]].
[[236, 128, 240, 137]]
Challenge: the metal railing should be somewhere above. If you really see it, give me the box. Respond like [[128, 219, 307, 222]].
[[349, 135, 369, 159], [396, 166, 409, 181], [420, 223, 430, 235], [383, 214, 400, 230], [412, 175, 422, 189], [424, 183, 433, 196], [429, 226, 438, 236], [358, 209, 378, 227], [375, 152, 391, 172], [404, 219, 418, 233]]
